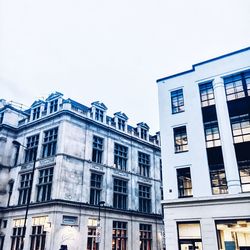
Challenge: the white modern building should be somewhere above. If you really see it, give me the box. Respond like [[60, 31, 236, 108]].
[[157, 47, 250, 250], [0, 92, 163, 250]]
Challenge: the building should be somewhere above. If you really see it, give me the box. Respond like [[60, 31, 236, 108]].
[[157, 47, 250, 250], [0, 92, 163, 250]]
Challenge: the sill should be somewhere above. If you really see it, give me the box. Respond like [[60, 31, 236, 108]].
[[172, 110, 185, 115], [175, 150, 189, 154], [178, 195, 193, 199]]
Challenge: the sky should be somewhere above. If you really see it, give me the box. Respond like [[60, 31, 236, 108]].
[[1, 0, 250, 134]]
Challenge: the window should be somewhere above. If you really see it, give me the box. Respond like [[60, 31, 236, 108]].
[[171, 89, 184, 114], [90, 173, 102, 205], [238, 163, 250, 192], [11, 219, 25, 250], [30, 225, 46, 250], [141, 128, 147, 140], [204, 121, 221, 148], [231, 114, 250, 143], [138, 152, 150, 177], [87, 227, 97, 250], [174, 126, 188, 153], [62, 216, 78, 225], [95, 108, 104, 122], [177, 168, 192, 198], [92, 136, 103, 164], [32, 107, 40, 120], [18, 173, 32, 205], [37, 168, 53, 202], [199, 82, 215, 107], [118, 118, 125, 131], [42, 127, 58, 158], [209, 164, 228, 195], [49, 99, 58, 113], [114, 143, 128, 171], [139, 184, 151, 213], [140, 224, 152, 250], [113, 178, 127, 209], [112, 221, 127, 250], [25, 134, 39, 163]]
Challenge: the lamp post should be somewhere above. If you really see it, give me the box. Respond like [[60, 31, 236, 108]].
[[96, 201, 105, 250], [12, 140, 37, 250]]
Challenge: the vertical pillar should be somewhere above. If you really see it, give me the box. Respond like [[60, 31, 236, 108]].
[[213, 77, 241, 194]]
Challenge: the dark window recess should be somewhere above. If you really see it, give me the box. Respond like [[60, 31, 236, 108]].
[[177, 168, 192, 198], [25, 134, 39, 163], [87, 228, 97, 250], [206, 147, 224, 165], [32, 107, 40, 120], [141, 128, 147, 140], [113, 178, 127, 209], [204, 121, 221, 148], [238, 162, 250, 193], [139, 224, 152, 250], [42, 127, 58, 158], [209, 164, 228, 195], [37, 168, 53, 202], [92, 136, 103, 164], [199, 81, 215, 107], [118, 118, 125, 131], [95, 108, 104, 122], [231, 114, 250, 144], [18, 173, 32, 205], [112, 221, 127, 250], [201, 105, 218, 123], [114, 143, 128, 171], [30, 225, 46, 250], [90, 173, 102, 205], [138, 152, 150, 177], [49, 99, 58, 113], [171, 89, 184, 114], [174, 126, 188, 153], [234, 142, 250, 162], [139, 184, 151, 213]]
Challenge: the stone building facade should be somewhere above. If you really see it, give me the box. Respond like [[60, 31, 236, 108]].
[[0, 92, 163, 250]]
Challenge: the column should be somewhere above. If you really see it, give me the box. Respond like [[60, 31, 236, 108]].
[[213, 77, 241, 194]]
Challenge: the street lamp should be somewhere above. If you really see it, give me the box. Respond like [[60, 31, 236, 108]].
[[96, 201, 105, 250], [12, 140, 37, 250]]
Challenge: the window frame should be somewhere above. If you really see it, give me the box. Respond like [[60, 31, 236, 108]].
[[171, 89, 185, 114], [112, 221, 127, 250], [90, 172, 102, 205], [138, 152, 150, 177], [138, 184, 151, 213], [42, 127, 58, 158], [113, 178, 128, 210], [173, 126, 188, 153], [92, 136, 104, 164], [199, 81, 215, 107], [37, 167, 53, 202], [114, 143, 128, 171], [177, 167, 193, 198]]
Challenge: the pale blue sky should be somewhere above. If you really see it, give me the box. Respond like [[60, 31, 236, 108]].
[[1, 0, 250, 133]]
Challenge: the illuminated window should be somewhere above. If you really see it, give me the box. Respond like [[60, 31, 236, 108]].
[[112, 221, 127, 250], [140, 224, 152, 250]]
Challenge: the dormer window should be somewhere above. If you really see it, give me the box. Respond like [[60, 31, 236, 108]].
[[118, 118, 125, 131], [95, 108, 104, 122], [32, 107, 40, 120], [50, 99, 58, 113], [141, 128, 147, 140]]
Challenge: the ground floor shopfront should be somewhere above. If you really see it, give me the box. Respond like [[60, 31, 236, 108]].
[[163, 193, 250, 250], [0, 200, 164, 250]]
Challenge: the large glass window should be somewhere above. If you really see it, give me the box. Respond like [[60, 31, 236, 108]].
[[25, 134, 39, 163], [114, 143, 128, 171], [216, 220, 250, 250], [171, 89, 184, 114], [174, 126, 188, 153], [238, 163, 250, 192], [112, 221, 127, 250], [231, 114, 250, 144], [42, 127, 58, 158], [92, 136, 104, 164], [113, 178, 127, 209], [204, 121, 221, 148], [139, 185, 151, 213], [10, 219, 24, 250], [177, 168, 192, 198], [199, 82, 215, 107], [140, 224, 152, 250], [138, 152, 150, 177], [37, 168, 53, 202], [30, 225, 46, 250], [18, 173, 32, 205], [90, 173, 102, 205]]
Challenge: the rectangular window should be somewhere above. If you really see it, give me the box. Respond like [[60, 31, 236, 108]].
[[199, 82, 215, 107], [32, 107, 40, 120], [209, 164, 228, 195], [238, 163, 250, 192], [174, 126, 188, 153], [171, 89, 184, 114], [112, 221, 127, 250], [114, 143, 128, 171], [118, 118, 125, 131], [30, 225, 46, 250], [138, 152, 150, 177], [49, 99, 58, 113], [140, 224, 152, 250], [10, 226, 25, 250], [92, 136, 103, 164], [139, 184, 151, 213], [90, 173, 102, 205], [18, 173, 32, 205], [95, 108, 104, 122], [224, 74, 245, 101], [87, 227, 97, 250], [141, 128, 147, 140], [231, 114, 250, 143], [177, 168, 192, 198], [204, 121, 221, 148], [113, 178, 127, 209], [42, 127, 58, 158], [25, 134, 39, 163], [37, 168, 53, 202]]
